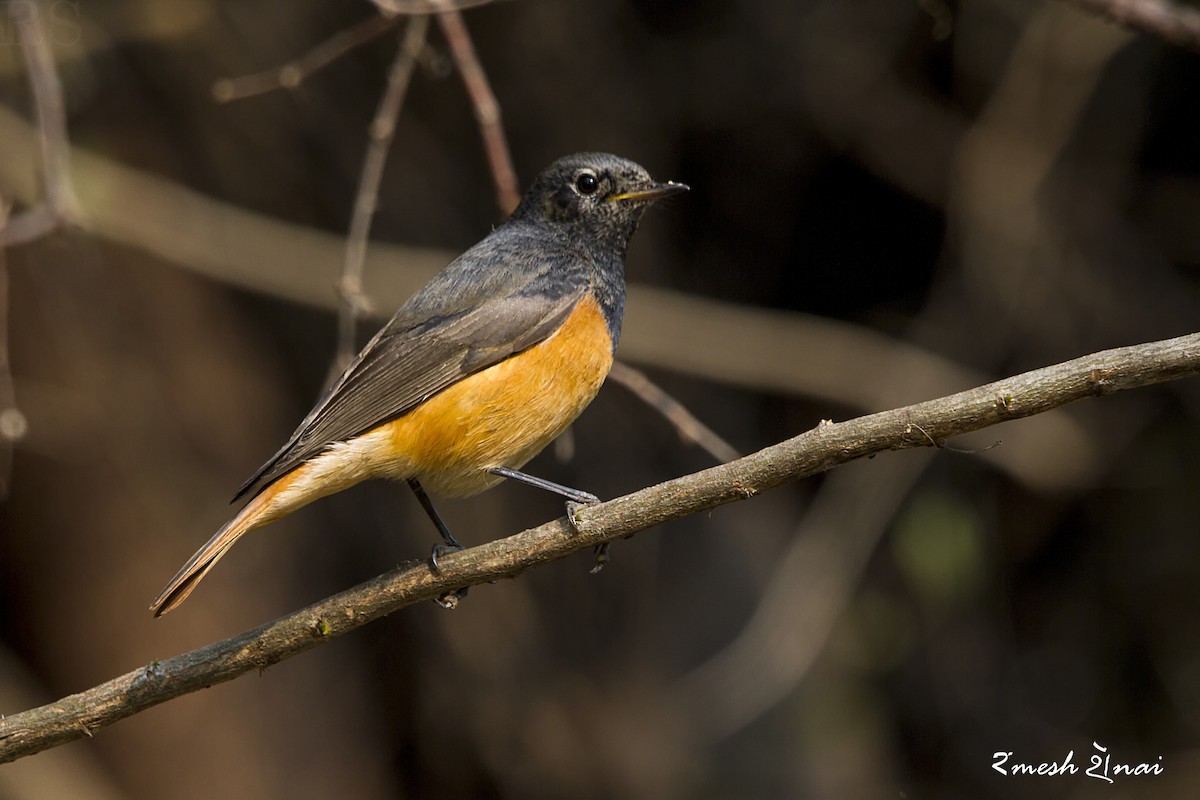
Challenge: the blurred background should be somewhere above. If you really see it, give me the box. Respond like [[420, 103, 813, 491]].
[[2, 0, 1200, 797]]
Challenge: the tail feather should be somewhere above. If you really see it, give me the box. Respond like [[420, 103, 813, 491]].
[[151, 437, 381, 616], [150, 488, 279, 617]]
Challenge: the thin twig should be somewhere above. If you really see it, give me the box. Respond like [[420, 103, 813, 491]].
[[1, 0, 81, 247], [212, 13, 401, 103], [1056, 0, 1200, 51], [434, 5, 521, 214], [1, 331, 1198, 763], [608, 362, 741, 464], [0, 200, 25, 500], [333, 17, 430, 374], [18, 2, 78, 222], [0, 0, 79, 491], [210, 1, 503, 103], [371, 0, 500, 13]]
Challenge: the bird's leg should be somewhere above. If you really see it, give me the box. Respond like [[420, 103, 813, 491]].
[[409, 478, 461, 550], [486, 465, 599, 504], [408, 478, 468, 606], [485, 466, 609, 571]]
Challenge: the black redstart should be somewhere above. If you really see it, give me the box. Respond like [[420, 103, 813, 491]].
[[151, 152, 687, 616]]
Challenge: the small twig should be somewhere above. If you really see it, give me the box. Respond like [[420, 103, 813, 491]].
[[0, 207, 58, 247], [371, 0, 500, 13], [210, 1, 504, 104], [1, 0, 81, 246], [1, 331, 1197, 763], [608, 362, 741, 464], [1056, 0, 1200, 50], [0, 200, 25, 500], [434, 5, 520, 214], [212, 13, 401, 103], [333, 17, 430, 374], [18, 2, 79, 223]]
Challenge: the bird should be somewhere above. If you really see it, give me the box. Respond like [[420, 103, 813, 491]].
[[150, 153, 687, 616]]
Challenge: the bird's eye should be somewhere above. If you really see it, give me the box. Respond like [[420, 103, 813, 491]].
[[575, 171, 600, 195]]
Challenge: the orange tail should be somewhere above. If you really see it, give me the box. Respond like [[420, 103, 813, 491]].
[[150, 476, 297, 617], [151, 428, 399, 616], [150, 502, 260, 616]]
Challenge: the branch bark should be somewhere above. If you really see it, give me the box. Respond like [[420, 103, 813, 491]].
[[1, 331, 1197, 763]]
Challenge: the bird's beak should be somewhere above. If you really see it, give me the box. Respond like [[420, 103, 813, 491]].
[[607, 181, 690, 203]]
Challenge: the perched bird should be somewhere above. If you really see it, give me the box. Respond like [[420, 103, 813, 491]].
[[151, 153, 687, 616]]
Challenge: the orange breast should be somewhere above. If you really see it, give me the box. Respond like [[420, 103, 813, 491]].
[[378, 293, 615, 497]]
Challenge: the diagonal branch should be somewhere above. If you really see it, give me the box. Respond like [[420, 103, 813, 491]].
[[1, 331, 1198, 763], [211, 12, 401, 103], [210, 0, 501, 103], [434, 5, 520, 214], [607, 361, 741, 464]]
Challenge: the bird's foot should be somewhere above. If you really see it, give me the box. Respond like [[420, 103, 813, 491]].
[[430, 542, 468, 608], [563, 495, 607, 573]]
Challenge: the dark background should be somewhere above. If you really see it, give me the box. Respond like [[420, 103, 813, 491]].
[[3, 1, 1200, 797]]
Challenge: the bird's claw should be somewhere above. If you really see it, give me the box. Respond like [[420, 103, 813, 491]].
[[564, 493, 600, 532], [435, 586, 468, 609], [429, 541, 464, 574], [430, 543, 468, 608]]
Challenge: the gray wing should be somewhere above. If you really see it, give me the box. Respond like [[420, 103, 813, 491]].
[[235, 242, 589, 501]]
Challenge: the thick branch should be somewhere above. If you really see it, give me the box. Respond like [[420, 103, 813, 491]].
[[1, 332, 1197, 763]]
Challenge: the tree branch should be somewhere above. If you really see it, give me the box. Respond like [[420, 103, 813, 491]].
[[209, 1, 501, 103], [1, 331, 1197, 762], [0, 200, 23, 500], [211, 12, 401, 103], [607, 361, 741, 464], [1056, 0, 1200, 51], [334, 17, 430, 373], [2, 0, 81, 246], [434, 4, 520, 214]]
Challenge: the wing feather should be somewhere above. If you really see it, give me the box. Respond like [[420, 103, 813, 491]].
[[235, 237, 590, 501]]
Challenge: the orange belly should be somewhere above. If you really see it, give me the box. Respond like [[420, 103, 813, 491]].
[[248, 294, 614, 523], [380, 293, 614, 496]]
